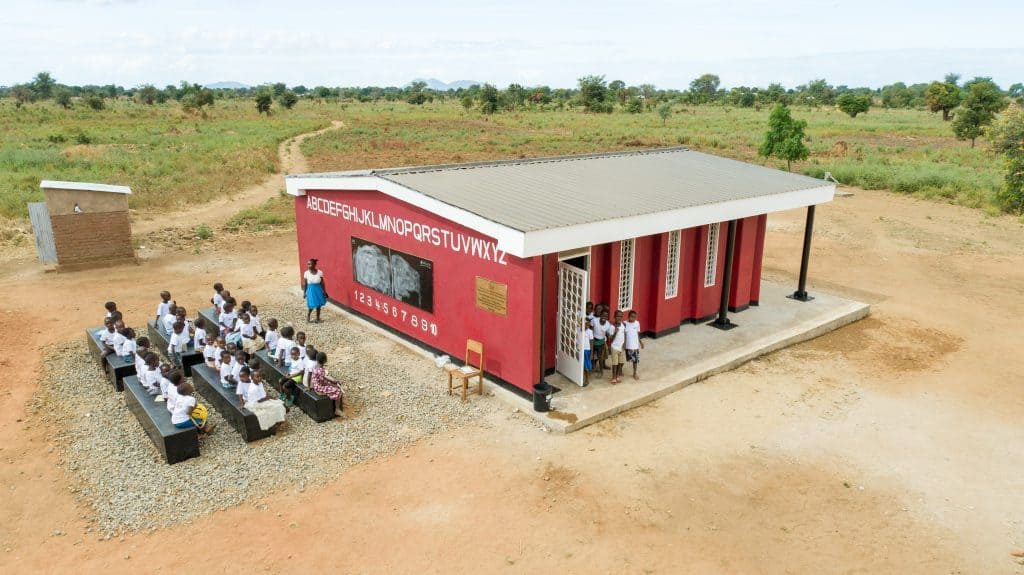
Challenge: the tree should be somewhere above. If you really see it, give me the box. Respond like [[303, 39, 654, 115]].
[[625, 97, 643, 114], [657, 102, 672, 125], [271, 82, 287, 97], [758, 104, 809, 171], [11, 84, 33, 107], [478, 83, 499, 114], [181, 87, 215, 113], [278, 90, 298, 109], [54, 87, 72, 109], [255, 91, 272, 115], [608, 80, 627, 104], [880, 82, 914, 108], [952, 79, 1007, 147], [32, 72, 56, 99], [688, 73, 720, 104], [795, 79, 835, 107], [925, 75, 962, 121], [989, 103, 1024, 212], [836, 92, 872, 117], [84, 93, 105, 110], [1009, 83, 1024, 104], [406, 81, 427, 105], [577, 75, 612, 113], [135, 84, 158, 105]]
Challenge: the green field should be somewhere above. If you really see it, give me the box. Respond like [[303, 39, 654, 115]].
[[0, 98, 1009, 224], [301, 102, 1006, 214], [0, 99, 332, 219]]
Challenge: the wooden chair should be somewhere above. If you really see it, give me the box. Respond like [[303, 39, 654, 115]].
[[445, 339, 484, 401]]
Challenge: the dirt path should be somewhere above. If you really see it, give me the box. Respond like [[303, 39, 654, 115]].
[[1, 186, 1023, 574], [132, 120, 344, 235]]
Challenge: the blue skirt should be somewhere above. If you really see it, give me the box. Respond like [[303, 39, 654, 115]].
[[305, 283, 327, 309]]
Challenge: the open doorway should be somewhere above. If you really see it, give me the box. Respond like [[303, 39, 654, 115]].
[[556, 249, 589, 386]]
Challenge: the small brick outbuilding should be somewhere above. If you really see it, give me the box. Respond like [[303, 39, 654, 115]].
[[37, 180, 136, 270]]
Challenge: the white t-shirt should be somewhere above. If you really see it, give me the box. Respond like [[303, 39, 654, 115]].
[[212, 293, 224, 309], [297, 345, 308, 360], [218, 310, 237, 331], [166, 384, 179, 413], [275, 337, 294, 361], [287, 356, 306, 377], [168, 331, 188, 353], [135, 353, 147, 377], [159, 376, 172, 398], [609, 323, 626, 351], [171, 394, 195, 425], [100, 329, 117, 347], [112, 331, 127, 355], [249, 314, 262, 334], [264, 330, 279, 353], [623, 320, 641, 350], [194, 327, 207, 348], [604, 322, 617, 341], [156, 301, 170, 320], [244, 382, 267, 404], [230, 361, 243, 382], [162, 313, 176, 334], [236, 379, 251, 400], [239, 322, 256, 339], [578, 328, 592, 353], [203, 343, 218, 361], [592, 319, 608, 341], [122, 339, 136, 358], [219, 362, 233, 386], [304, 269, 323, 284], [144, 367, 161, 391]]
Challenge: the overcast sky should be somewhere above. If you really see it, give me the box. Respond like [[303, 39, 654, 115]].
[[2, 0, 1022, 89]]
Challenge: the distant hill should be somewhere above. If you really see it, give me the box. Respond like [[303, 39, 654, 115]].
[[205, 81, 249, 90], [410, 78, 483, 91]]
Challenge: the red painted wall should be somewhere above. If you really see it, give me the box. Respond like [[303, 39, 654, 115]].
[[295, 190, 541, 392], [728, 217, 759, 310]]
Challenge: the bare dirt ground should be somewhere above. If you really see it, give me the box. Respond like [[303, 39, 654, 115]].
[[1, 130, 1023, 573]]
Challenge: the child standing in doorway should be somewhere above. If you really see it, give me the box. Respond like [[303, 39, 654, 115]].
[[608, 310, 626, 384], [590, 305, 607, 378], [623, 310, 644, 381], [579, 318, 592, 387]]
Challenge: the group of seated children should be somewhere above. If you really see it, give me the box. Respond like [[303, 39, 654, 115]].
[[580, 302, 644, 385], [99, 301, 138, 365]]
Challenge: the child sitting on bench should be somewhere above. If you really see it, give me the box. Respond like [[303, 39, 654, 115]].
[[165, 369, 183, 413], [243, 368, 286, 431], [204, 335, 222, 367], [168, 321, 189, 367], [218, 350, 235, 388], [310, 352, 343, 417], [274, 326, 295, 366], [235, 366, 253, 405], [171, 382, 215, 435], [286, 347, 305, 383], [278, 376, 299, 410], [264, 319, 279, 357], [120, 327, 137, 364], [142, 353, 162, 395], [134, 336, 151, 376], [219, 302, 239, 342], [99, 318, 117, 359], [194, 317, 208, 352]]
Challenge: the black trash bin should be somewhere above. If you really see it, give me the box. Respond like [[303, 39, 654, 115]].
[[533, 383, 552, 412]]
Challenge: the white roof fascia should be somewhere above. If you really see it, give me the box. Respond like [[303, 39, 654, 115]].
[[287, 176, 833, 259], [286, 176, 528, 256], [517, 184, 835, 257], [39, 180, 132, 195]]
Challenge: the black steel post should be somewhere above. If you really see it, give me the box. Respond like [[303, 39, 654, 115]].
[[711, 220, 738, 330], [789, 205, 816, 302]]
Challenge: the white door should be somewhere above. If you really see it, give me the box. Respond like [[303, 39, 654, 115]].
[[556, 259, 588, 386]]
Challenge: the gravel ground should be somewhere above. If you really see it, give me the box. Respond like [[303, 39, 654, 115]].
[[33, 294, 498, 535]]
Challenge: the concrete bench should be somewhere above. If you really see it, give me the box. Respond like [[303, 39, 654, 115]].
[[86, 327, 136, 391], [190, 364, 276, 442], [123, 375, 200, 464], [147, 321, 204, 377], [199, 307, 221, 338], [254, 350, 336, 423]]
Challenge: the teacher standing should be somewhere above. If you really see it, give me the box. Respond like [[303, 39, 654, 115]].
[[302, 258, 328, 323]]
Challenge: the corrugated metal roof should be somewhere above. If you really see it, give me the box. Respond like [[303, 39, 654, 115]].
[[39, 180, 132, 195], [292, 147, 827, 233]]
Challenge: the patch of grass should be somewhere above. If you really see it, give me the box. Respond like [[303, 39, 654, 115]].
[[223, 194, 294, 233], [301, 102, 1006, 213], [0, 99, 334, 219], [194, 223, 213, 240]]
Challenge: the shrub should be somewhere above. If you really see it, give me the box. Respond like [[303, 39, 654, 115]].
[[84, 94, 105, 111], [194, 224, 213, 240]]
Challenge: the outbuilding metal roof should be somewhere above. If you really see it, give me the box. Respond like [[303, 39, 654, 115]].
[[40, 180, 132, 195], [286, 147, 833, 257]]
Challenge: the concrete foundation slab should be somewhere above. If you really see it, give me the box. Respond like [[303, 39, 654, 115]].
[[494, 281, 869, 433]]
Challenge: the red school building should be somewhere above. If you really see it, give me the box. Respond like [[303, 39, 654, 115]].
[[286, 148, 834, 394]]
